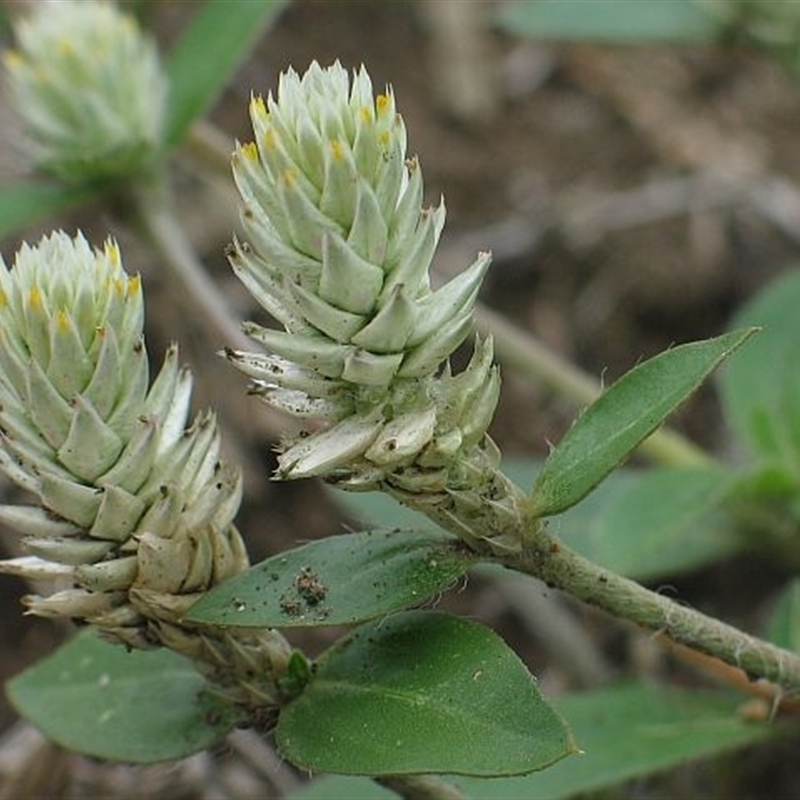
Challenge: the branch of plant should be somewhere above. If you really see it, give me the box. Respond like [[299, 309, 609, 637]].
[[659, 637, 800, 721], [499, 518, 800, 696], [179, 122, 797, 693], [401, 466, 800, 697]]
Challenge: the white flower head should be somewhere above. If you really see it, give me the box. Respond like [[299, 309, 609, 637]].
[[228, 61, 498, 485], [4, 0, 167, 182], [0, 232, 246, 646]]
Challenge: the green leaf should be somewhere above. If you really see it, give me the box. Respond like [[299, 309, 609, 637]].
[[292, 682, 776, 800], [457, 682, 777, 798], [529, 329, 757, 517], [187, 529, 476, 628], [497, 0, 724, 44], [6, 630, 242, 763], [276, 611, 575, 776], [165, 0, 287, 148], [0, 182, 101, 239], [766, 578, 800, 653], [719, 270, 800, 476], [556, 465, 743, 580]]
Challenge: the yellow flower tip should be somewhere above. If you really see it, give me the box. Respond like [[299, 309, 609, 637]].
[[127, 274, 141, 297], [0, 288, 7, 309], [282, 167, 298, 189], [113, 277, 125, 298], [376, 93, 392, 117], [378, 130, 391, 150], [241, 141, 259, 162], [250, 95, 267, 119], [105, 240, 120, 266], [28, 286, 43, 311], [263, 127, 277, 152], [55, 309, 71, 335], [330, 139, 345, 162], [359, 105, 374, 125]]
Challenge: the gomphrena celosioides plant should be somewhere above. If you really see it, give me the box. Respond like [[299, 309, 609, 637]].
[[225, 62, 527, 550], [3, 0, 167, 182], [0, 232, 292, 708]]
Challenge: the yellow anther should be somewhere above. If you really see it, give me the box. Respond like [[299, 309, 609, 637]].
[[28, 286, 43, 311], [55, 309, 71, 334], [113, 277, 125, 297], [359, 105, 374, 125], [251, 95, 267, 119], [282, 167, 298, 189], [127, 274, 141, 297], [263, 127, 277, 151], [379, 131, 391, 150], [105, 240, 120, 266], [330, 139, 345, 162], [376, 93, 391, 116], [241, 141, 259, 161]]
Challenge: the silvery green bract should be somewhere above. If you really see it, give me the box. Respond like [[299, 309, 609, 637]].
[[229, 61, 499, 489], [4, 0, 166, 182], [0, 232, 246, 648]]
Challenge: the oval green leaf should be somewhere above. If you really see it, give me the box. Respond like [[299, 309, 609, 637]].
[[6, 630, 242, 763], [293, 681, 776, 799], [187, 529, 477, 628], [276, 611, 575, 776], [719, 270, 800, 473], [498, 0, 723, 44], [165, 0, 287, 148], [529, 329, 756, 517]]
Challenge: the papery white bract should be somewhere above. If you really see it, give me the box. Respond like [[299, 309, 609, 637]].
[[0, 232, 246, 647], [228, 61, 499, 486]]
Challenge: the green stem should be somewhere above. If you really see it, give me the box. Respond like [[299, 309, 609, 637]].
[[503, 530, 800, 694], [399, 462, 800, 695], [127, 177, 254, 354]]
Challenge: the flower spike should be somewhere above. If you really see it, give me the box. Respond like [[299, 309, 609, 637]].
[[228, 61, 500, 493]]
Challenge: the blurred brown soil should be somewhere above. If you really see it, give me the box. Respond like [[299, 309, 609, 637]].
[[4, 0, 800, 796]]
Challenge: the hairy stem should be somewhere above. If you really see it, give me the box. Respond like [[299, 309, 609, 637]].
[[502, 529, 800, 694], [400, 461, 800, 696]]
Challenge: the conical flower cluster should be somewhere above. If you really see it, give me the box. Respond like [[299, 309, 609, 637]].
[[4, 0, 166, 182], [228, 61, 499, 489], [0, 232, 246, 649]]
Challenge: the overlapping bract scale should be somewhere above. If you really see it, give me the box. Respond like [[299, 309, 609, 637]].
[[228, 61, 499, 485], [0, 232, 246, 647]]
